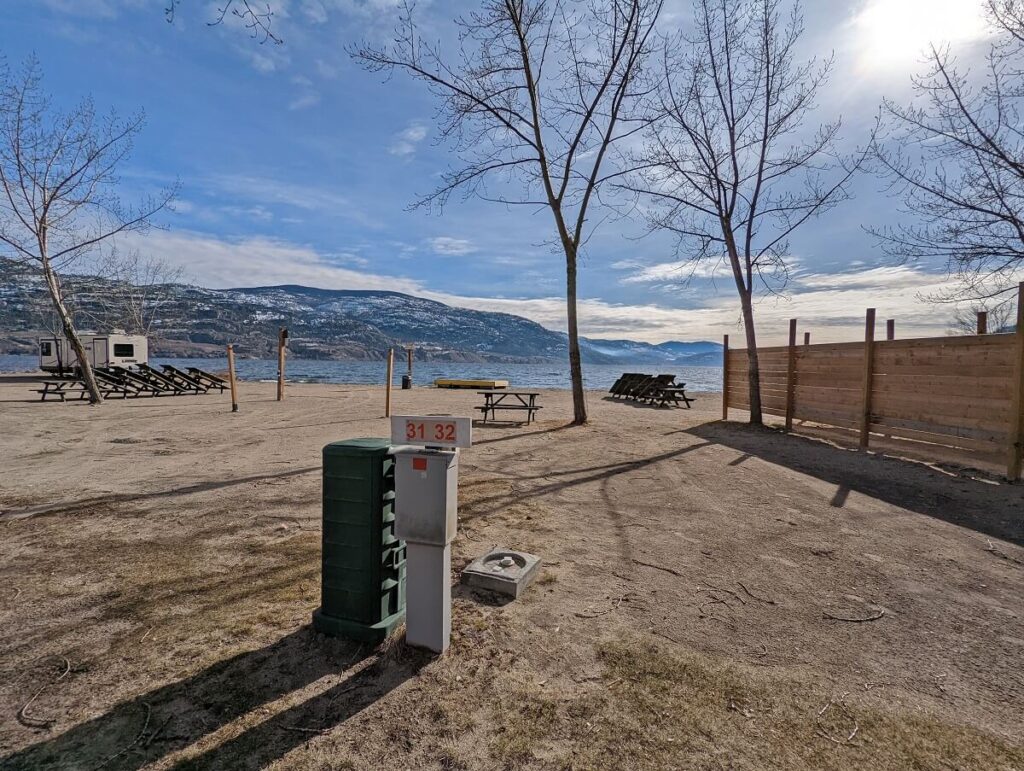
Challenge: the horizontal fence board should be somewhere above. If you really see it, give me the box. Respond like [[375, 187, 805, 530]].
[[871, 374, 1014, 400], [793, 373, 863, 390], [874, 347, 1015, 369], [870, 387, 1012, 412], [868, 415, 1007, 444], [868, 420, 1005, 454], [869, 363, 1012, 379], [866, 404, 1008, 436], [792, 407, 861, 430], [876, 333, 1015, 350], [870, 392, 1011, 425]]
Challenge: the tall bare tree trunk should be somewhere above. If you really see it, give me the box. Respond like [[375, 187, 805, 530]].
[[41, 257, 103, 404], [564, 246, 587, 425], [739, 289, 762, 425]]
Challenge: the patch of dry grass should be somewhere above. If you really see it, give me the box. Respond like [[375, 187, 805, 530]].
[[570, 637, 1024, 770]]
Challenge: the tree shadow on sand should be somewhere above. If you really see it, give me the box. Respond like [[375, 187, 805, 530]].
[[688, 421, 1024, 546], [3, 627, 430, 770]]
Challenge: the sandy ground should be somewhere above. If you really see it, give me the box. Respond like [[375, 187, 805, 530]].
[[0, 377, 1022, 770]]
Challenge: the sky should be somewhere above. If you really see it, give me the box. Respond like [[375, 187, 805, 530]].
[[2, 0, 1004, 344]]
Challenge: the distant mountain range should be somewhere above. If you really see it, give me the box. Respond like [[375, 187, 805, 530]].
[[0, 261, 722, 365]]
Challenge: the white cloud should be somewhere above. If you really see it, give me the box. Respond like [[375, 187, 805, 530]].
[[429, 237, 475, 256], [121, 230, 424, 293], [287, 75, 320, 111], [39, 0, 119, 17], [389, 123, 428, 156], [121, 230, 970, 344], [621, 258, 730, 284], [288, 91, 320, 111], [315, 58, 338, 79], [243, 49, 281, 74], [846, 0, 991, 76], [220, 204, 274, 222], [201, 173, 379, 227], [301, 0, 329, 24]]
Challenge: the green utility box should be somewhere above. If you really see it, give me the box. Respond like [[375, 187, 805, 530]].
[[312, 438, 406, 642]]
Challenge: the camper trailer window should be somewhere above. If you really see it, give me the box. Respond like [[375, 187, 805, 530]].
[[113, 343, 135, 357], [40, 341, 52, 356]]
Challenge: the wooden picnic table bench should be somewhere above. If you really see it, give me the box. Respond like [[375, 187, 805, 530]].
[[160, 365, 209, 393], [35, 379, 89, 402], [649, 385, 694, 408], [187, 367, 228, 391], [476, 390, 543, 424]]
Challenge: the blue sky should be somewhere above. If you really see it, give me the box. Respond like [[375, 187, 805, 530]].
[[4, 0, 1001, 343]]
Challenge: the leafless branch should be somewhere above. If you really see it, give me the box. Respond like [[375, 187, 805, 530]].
[[165, 0, 282, 44]]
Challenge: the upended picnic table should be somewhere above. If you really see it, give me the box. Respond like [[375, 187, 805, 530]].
[[476, 390, 543, 424]]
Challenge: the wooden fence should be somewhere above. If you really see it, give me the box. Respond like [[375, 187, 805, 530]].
[[723, 284, 1024, 480]]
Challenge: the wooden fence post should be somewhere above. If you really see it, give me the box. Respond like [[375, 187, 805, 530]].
[[721, 334, 729, 421], [785, 319, 797, 431], [276, 327, 287, 402], [1007, 283, 1024, 480], [859, 309, 876, 450], [226, 344, 239, 413], [803, 332, 811, 347], [385, 348, 394, 418], [886, 319, 895, 340], [977, 311, 988, 335]]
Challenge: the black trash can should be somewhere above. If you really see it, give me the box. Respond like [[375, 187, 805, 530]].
[[401, 374, 412, 390]]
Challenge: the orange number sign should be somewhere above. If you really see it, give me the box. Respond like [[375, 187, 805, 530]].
[[391, 416, 472, 448]]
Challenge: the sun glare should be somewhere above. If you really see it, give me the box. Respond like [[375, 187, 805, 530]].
[[850, 0, 991, 73]]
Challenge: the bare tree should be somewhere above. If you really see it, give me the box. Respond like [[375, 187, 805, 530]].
[[353, 0, 664, 425], [165, 0, 282, 44], [622, 0, 860, 425], [871, 1, 1024, 303], [949, 298, 1017, 334], [0, 58, 174, 404], [70, 249, 185, 336]]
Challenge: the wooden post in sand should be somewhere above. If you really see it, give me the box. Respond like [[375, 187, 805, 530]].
[[886, 319, 895, 341], [226, 344, 239, 413], [407, 346, 414, 377], [385, 348, 394, 418], [1006, 283, 1024, 480], [977, 311, 988, 335], [859, 309, 876, 450], [803, 332, 810, 347], [721, 334, 729, 420], [785, 319, 797, 431], [277, 328, 287, 402]]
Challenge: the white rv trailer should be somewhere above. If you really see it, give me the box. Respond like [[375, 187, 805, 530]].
[[39, 333, 149, 374]]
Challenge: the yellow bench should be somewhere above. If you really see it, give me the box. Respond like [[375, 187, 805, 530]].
[[434, 378, 509, 390]]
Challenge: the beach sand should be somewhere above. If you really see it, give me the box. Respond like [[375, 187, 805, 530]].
[[1, 379, 1022, 769]]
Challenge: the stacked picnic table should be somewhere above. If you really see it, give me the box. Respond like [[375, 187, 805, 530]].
[[608, 372, 694, 408], [35, 365, 229, 402]]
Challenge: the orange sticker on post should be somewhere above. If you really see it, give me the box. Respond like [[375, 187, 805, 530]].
[[412, 457, 427, 471]]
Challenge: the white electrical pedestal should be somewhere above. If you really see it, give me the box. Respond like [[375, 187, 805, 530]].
[[391, 416, 473, 654]]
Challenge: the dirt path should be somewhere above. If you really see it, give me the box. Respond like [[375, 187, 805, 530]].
[[0, 380, 1021, 769]]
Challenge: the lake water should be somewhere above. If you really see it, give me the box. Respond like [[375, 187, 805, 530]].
[[0, 354, 723, 392]]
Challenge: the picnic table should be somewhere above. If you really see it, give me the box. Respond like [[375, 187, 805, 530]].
[[476, 390, 543, 424], [35, 379, 89, 402]]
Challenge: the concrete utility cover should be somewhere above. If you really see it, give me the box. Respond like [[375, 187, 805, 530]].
[[462, 548, 541, 599]]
